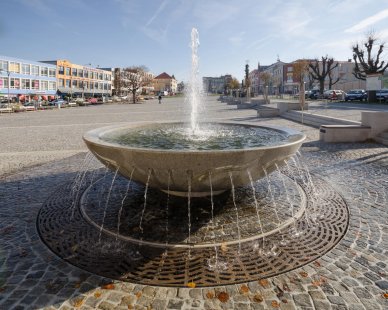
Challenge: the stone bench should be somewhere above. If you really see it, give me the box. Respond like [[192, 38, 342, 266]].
[[257, 108, 280, 118], [319, 125, 371, 143], [276, 101, 308, 114], [0, 108, 13, 113], [237, 102, 258, 109]]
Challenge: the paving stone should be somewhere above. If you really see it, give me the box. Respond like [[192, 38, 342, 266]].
[[293, 294, 313, 307], [341, 277, 359, 287], [375, 280, 388, 290], [120, 295, 136, 306], [360, 298, 382, 310], [98, 301, 117, 310], [167, 299, 185, 309], [313, 300, 332, 310], [308, 290, 325, 300], [348, 304, 366, 310], [189, 288, 202, 299], [151, 298, 168, 310], [327, 295, 346, 305], [353, 287, 372, 299]]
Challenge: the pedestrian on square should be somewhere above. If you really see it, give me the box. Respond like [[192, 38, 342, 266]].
[[158, 95, 162, 104]]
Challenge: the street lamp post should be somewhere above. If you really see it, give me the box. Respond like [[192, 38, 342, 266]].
[[0, 69, 11, 108], [82, 63, 91, 101]]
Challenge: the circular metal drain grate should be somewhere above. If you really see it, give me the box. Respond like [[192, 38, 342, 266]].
[[37, 171, 349, 287]]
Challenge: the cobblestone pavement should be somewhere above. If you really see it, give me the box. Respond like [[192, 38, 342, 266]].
[[0, 97, 388, 309]]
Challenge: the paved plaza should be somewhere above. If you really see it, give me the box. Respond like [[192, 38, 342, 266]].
[[1, 97, 388, 309]]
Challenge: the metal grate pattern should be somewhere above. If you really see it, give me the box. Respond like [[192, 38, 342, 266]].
[[37, 172, 349, 287]]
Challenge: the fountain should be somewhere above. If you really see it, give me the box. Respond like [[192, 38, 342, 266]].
[[36, 28, 349, 288], [83, 122, 305, 197], [83, 27, 305, 197]]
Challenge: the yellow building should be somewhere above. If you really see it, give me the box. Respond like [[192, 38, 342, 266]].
[[41, 60, 112, 98], [153, 72, 177, 94]]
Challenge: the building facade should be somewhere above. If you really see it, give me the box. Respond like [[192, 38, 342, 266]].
[[202, 75, 232, 94], [41, 60, 112, 98], [153, 72, 177, 94], [0, 55, 57, 102]]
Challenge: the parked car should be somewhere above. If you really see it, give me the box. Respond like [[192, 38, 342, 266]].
[[23, 102, 36, 111], [376, 89, 388, 102], [307, 89, 321, 99], [345, 89, 367, 101], [87, 98, 98, 104], [324, 90, 344, 100], [48, 99, 66, 107]]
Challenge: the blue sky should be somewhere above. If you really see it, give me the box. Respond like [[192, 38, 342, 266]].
[[1, 0, 387, 82]]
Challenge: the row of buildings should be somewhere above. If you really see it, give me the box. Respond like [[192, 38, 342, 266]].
[[0, 55, 178, 102], [203, 58, 368, 96]]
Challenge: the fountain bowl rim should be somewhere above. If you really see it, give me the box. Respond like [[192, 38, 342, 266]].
[[83, 121, 306, 154]]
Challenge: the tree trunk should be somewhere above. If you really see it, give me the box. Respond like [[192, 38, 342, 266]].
[[299, 82, 305, 124], [319, 79, 325, 96], [368, 90, 377, 103], [132, 90, 137, 104]]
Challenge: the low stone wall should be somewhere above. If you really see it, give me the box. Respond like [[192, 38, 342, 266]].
[[257, 108, 280, 118], [319, 125, 371, 143], [361, 111, 388, 138], [277, 101, 308, 114]]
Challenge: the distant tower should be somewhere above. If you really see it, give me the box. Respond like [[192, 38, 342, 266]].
[[277, 54, 280, 62]]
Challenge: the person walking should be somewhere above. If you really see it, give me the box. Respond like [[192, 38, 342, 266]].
[[158, 95, 162, 104]]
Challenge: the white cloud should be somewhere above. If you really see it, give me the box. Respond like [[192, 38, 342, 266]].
[[193, 1, 240, 29], [228, 32, 245, 46], [145, 0, 170, 27], [345, 9, 388, 33], [17, 0, 53, 15]]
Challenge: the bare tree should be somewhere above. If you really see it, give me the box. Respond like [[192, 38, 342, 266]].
[[228, 77, 240, 97], [352, 33, 388, 80], [328, 70, 340, 90], [293, 59, 310, 123], [309, 56, 339, 94], [352, 33, 388, 102], [259, 72, 272, 104], [121, 66, 150, 103]]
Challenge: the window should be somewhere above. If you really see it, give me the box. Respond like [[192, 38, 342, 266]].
[[40, 67, 48, 76], [21, 64, 30, 75], [49, 81, 56, 90], [32, 80, 40, 90], [21, 79, 31, 89], [49, 68, 56, 77], [40, 80, 48, 90], [78, 69, 83, 77], [10, 78, 20, 89], [287, 67, 293, 72], [9, 62, 20, 73], [98, 73, 103, 80], [72, 80, 78, 88], [0, 60, 8, 71], [31, 65, 39, 76], [65, 79, 71, 88], [65, 67, 71, 76], [72, 68, 77, 76], [58, 66, 64, 75], [0, 77, 8, 89], [58, 78, 64, 87]]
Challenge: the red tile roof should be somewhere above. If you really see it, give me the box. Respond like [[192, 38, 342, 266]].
[[154, 72, 173, 79]]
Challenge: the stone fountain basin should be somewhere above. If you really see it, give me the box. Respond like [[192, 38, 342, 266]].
[[83, 122, 306, 197]]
